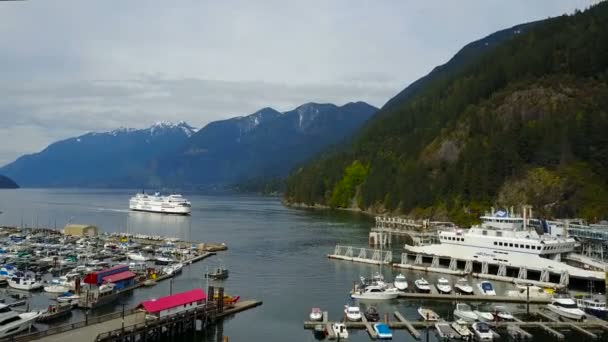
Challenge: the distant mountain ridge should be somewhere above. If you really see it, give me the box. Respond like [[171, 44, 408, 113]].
[[0, 175, 18, 189], [0, 121, 196, 187], [0, 102, 378, 188]]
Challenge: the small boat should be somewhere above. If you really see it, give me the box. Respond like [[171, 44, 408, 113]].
[[547, 293, 586, 320], [435, 322, 458, 339], [205, 266, 229, 280], [576, 297, 607, 319], [393, 273, 408, 291], [364, 306, 380, 322], [154, 256, 173, 265], [99, 283, 116, 294], [56, 292, 80, 304], [436, 277, 452, 294], [471, 322, 495, 341], [374, 323, 393, 339], [473, 310, 494, 322], [44, 279, 70, 293], [351, 284, 400, 300], [477, 281, 496, 296], [313, 324, 326, 340], [143, 279, 157, 287], [451, 319, 473, 339], [162, 263, 183, 276], [310, 307, 322, 321], [8, 276, 43, 291], [493, 306, 514, 320], [455, 278, 474, 295], [127, 252, 148, 261], [37, 303, 72, 322], [454, 303, 478, 323], [507, 285, 550, 299], [332, 323, 348, 339], [414, 278, 431, 293], [344, 305, 362, 321], [418, 307, 440, 321]]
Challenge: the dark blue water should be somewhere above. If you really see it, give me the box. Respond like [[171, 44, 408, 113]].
[[0, 189, 563, 341]]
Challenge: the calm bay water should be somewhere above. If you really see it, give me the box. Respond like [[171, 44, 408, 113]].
[[0, 189, 560, 341]]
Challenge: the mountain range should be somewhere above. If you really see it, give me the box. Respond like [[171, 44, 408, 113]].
[[285, 3, 608, 224], [0, 102, 377, 188]]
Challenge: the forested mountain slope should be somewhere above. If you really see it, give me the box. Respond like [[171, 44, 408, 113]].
[[285, 4, 608, 224]]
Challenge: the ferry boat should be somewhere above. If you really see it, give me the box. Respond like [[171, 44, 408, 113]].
[[404, 208, 605, 281], [129, 192, 191, 215]]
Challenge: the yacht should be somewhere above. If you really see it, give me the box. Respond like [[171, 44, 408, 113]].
[[404, 208, 605, 281], [332, 323, 348, 339], [471, 322, 495, 341], [414, 278, 431, 293], [477, 281, 496, 296], [473, 310, 494, 322], [56, 292, 80, 305], [454, 278, 474, 295], [129, 192, 192, 215], [493, 306, 514, 320], [43, 279, 70, 293], [547, 293, 586, 320], [576, 297, 607, 319], [451, 320, 473, 339], [436, 277, 452, 294], [0, 304, 42, 338], [351, 284, 400, 300], [8, 277, 43, 291], [453, 303, 478, 322], [393, 273, 408, 291], [309, 307, 322, 321], [344, 305, 362, 321]]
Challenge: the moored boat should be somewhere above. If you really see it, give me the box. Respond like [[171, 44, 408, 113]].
[[310, 307, 322, 321], [547, 293, 586, 320], [8, 276, 43, 291], [455, 278, 474, 295], [436, 277, 452, 294], [37, 303, 72, 322], [332, 323, 348, 339], [0, 304, 43, 338], [454, 303, 478, 323], [451, 319, 473, 340], [435, 322, 458, 339], [471, 322, 495, 341], [344, 305, 362, 321], [418, 307, 440, 321], [473, 310, 494, 322], [493, 306, 514, 320], [575, 296, 607, 319], [374, 323, 393, 339], [351, 284, 400, 300], [364, 306, 380, 322], [394, 273, 408, 291], [414, 278, 431, 293], [477, 281, 496, 296]]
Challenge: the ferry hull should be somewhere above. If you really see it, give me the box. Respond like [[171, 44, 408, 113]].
[[130, 206, 191, 215]]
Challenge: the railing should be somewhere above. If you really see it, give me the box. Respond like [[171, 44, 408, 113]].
[[4, 308, 140, 342]]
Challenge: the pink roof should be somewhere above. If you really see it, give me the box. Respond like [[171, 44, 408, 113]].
[[102, 270, 136, 283], [139, 288, 207, 313]]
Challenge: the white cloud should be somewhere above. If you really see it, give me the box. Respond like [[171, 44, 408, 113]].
[[0, 0, 599, 165]]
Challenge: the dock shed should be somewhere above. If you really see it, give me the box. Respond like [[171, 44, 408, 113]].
[[138, 288, 207, 318], [84, 264, 136, 290], [64, 224, 98, 237]]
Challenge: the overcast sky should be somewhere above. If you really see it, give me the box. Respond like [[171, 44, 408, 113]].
[[0, 0, 599, 166]]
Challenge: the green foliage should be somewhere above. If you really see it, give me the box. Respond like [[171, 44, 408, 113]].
[[285, 2, 608, 221], [330, 160, 369, 208]]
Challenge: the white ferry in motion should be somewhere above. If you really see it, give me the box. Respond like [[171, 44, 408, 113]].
[[404, 207, 605, 281], [129, 192, 192, 215]]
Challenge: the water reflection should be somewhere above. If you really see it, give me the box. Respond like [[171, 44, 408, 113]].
[[125, 211, 192, 241]]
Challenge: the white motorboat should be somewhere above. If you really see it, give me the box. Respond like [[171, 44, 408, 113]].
[[547, 293, 586, 320], [435, 322, 458, 340], [436, 277, 452, 294], [493, 306, 514, 320], [43, 279, 70, 293], [56, 292, 80, 304], [455, 278, 474, 295], [351, 284, 400, 300], [155, 256, 173, 265], [471, 322, 495, 341], [477, 281, 496, 296], [127, 252, 148, 261], [393, 273, 408, 291], [0, 304, 42, 338], [454, 303, 478, 323], [163, 263, 184, 276], [8, 277, 43, 291], [451, 319, 473, 339], [129, 192, 192, 215], [309, 307, 322, 321], [344, 305, 362, 321], [418, 307, 440, 321], [507, 285, 550, 299], [473, 310, 494, 322], [332, 323, 349, 339], [99, 283, 116, 295], [414, 278, 431, 293]]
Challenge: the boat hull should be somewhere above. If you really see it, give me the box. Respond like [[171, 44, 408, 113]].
[[547, 304, 586, 320]]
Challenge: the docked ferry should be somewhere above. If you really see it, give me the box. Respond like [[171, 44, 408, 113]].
[[129, 192, 192, 215], [404, 208, 605, 281]]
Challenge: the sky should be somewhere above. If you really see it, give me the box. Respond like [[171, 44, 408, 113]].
[[0, 0, 599, 166]]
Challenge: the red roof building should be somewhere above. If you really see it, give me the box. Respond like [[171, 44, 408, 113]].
[[138, 288, 207, 318], [84, 264, 130, 285], [103, 271, 136, 283]]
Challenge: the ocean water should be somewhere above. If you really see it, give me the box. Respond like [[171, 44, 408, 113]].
[[0, 189, 569, 341]]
